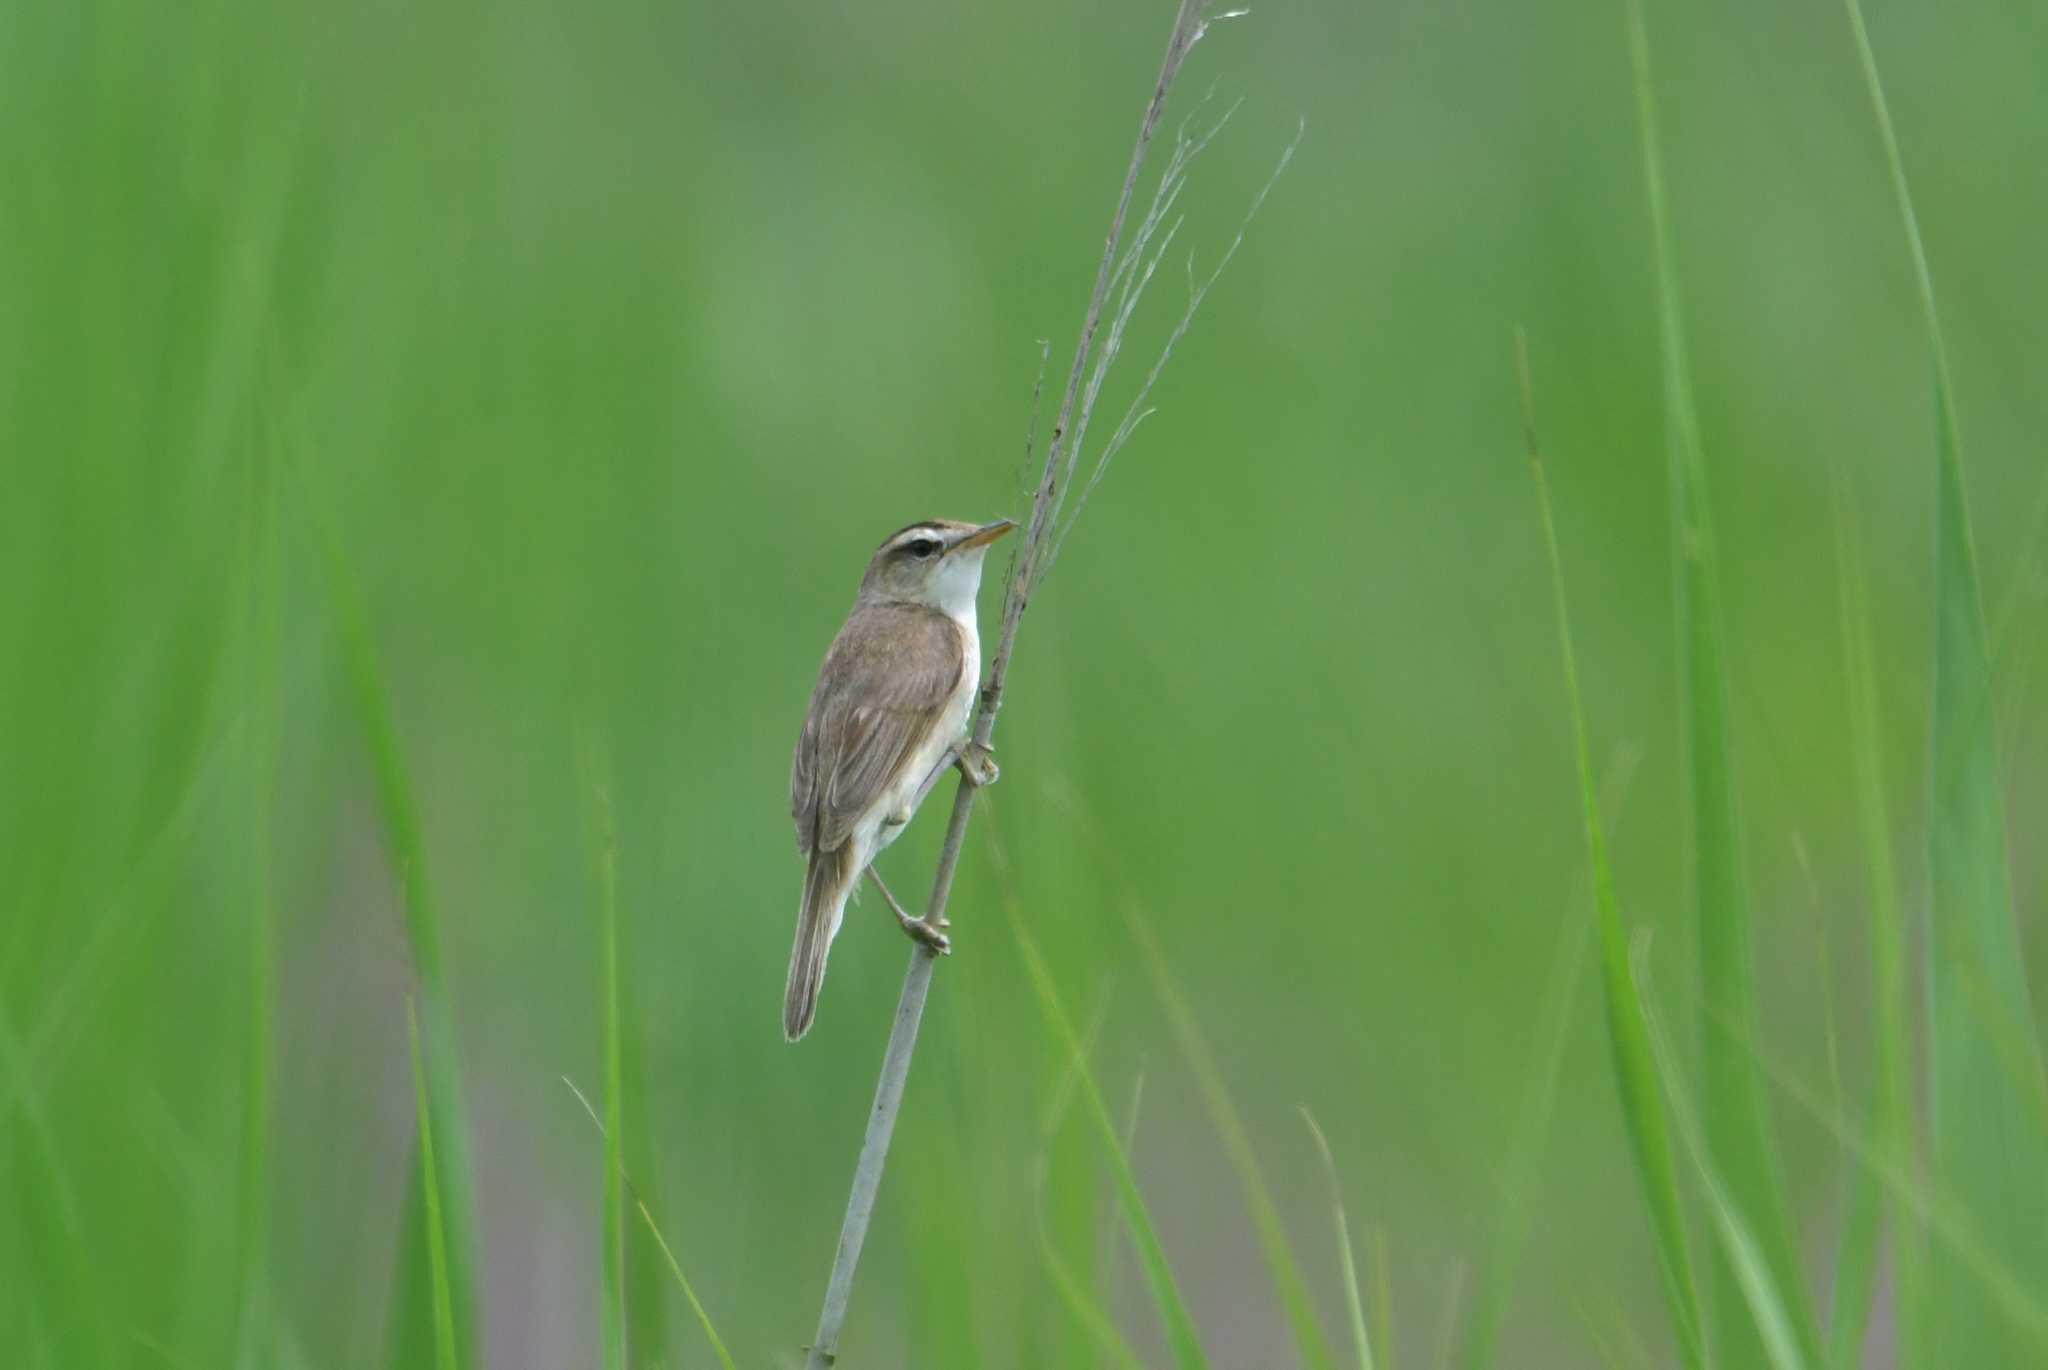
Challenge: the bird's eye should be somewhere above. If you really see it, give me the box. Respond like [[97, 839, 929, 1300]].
[[906, 538, 939, 558]]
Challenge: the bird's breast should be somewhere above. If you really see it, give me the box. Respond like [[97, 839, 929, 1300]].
[[951, 608, 981, 726]]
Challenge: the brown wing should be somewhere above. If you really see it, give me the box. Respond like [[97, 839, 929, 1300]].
[[791, 602, 963, 856]]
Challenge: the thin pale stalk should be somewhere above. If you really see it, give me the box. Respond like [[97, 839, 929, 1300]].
[[1052, 119, 1303, 567], [801, 5, 1235, 1364]]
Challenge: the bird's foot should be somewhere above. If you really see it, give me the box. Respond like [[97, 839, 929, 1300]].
[[897, 912, 951, 956], [957, 740, 1000, 788], [868, 866, 951, 955]]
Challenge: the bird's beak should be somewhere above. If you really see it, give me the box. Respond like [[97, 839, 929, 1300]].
[[947, 518, 1019, 555]]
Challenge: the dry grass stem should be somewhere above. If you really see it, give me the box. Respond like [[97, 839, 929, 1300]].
[[801, 4, 1289, 1364]]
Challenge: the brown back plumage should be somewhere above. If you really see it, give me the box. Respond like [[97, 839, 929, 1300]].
[[790, 602, 964, 856], [785, 600, 965, 1038]]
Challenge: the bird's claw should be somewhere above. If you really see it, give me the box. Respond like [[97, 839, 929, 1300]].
[[899, 915, 951, 956], [957, 740, 1000, 788]]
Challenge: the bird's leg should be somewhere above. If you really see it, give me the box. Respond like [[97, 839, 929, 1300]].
[[867, 866, 949, 956], [911, 743, 960, 812]]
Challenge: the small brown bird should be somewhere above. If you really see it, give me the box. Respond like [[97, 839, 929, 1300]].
[[785, 517, 1017, 1040]]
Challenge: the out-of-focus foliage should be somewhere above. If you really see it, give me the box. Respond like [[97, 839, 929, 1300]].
[[4, 0, 2045, 1366]]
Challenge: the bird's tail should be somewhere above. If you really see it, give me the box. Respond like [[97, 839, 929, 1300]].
[[785, 845, 854, 1041]]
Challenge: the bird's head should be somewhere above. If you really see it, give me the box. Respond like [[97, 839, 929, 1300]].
[[858, 518, 1018, 617]]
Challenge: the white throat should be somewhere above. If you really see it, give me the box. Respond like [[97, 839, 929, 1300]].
[[927, 547, 989, 627]]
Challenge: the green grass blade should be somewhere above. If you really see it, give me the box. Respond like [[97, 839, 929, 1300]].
[[1620, 5, 1821, 1363], [1829, 498, 1923, 1368], [1370, 1226, 1395, 1370], [1836, 5, 2048, 1361], [233, 398, 280, 1369], [0, 1003, 114, 1369], [1710, 1002, 2048, 1352], [1575, 1288, 1656, 1370], [615, 941, 673, 1369], [1458, 746, 1637, 1370], [1011, 915, 1211, 1370], [1633, 945, 1812, 1370], [1302, 1110, 1378, 1370], [586, 748, 627, 1370], [1032, 1014, 1150, 1370], [578, 743, 674, 1368], [563, 1076, 738, 1370], [298, 459, 480, 1370], [406, 999, 461, 1370], [1515, 330, 1704, 1370], [1131, 908, 1338, 1370], [1823, 1076, 1883, 1370], [1925, 326, 2048, 1367], [1691, 958, 2048, 1344], [1036, 1198, 1151, 1370], [632, 1196, 736, 1370], [1456, 887, 1590, 1370]]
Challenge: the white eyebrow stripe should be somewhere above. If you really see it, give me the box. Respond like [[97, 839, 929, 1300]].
[[884, 525, 951, 551]]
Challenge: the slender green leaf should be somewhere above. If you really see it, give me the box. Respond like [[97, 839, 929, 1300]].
[[1515, 329, 1703, 1369], [298, 457, 480, 1370], [1131, 907, 1338, 1370], [1036, 1198, 1151, 1370], [563, 1077, 738, 1370], [1829, 498, 1923, 1368], [1302, 1109, 1378, 1370], [1634, 944, 1811, 1370], [1575, 1288, 1656, 1370], [1925, 368, 2048, 1364], [614, 943, 674, 1370], [1370, 1227, 1395, 1370], [1456, 903, 1587, 1370], [1837, 4, 2048, 1361], [0, 1004, 113, 1369], [1012, 915, 1211, 1370], [1620, 4, 1821, 1362], [1434, 1264, 1466, 1370], [581, 749, 675, 1367], [233, 393, 280, 1369], [1707, 1001, 2048, 1352], [633, 1196, 737, 1370], [579, 733, 670, 1366], [586, 748, 627, 1370], [406, 999, 461, 1370], [1459, 746, 1640, 1370], [1033, 1018, 1150, 1370], [1823, 1077, 1883, 1370]]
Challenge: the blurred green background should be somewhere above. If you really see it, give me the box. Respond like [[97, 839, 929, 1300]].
[[4, 0, 2045, 1366]]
